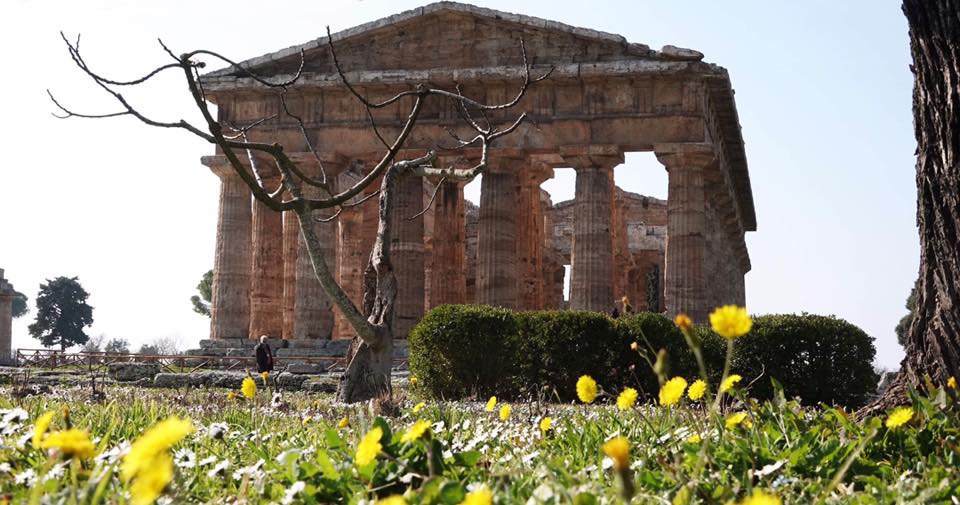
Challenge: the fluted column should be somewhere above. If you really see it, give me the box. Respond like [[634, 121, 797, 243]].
[[205, 158, 252, 339], [476, 154, 523, 308], [292, 155, 346, 339], [516, 160, 553, 310], [281, 209, 298, 339], [564, 146, 622, 312], [656, 143, 715, 322], [0, 270, 15, 365], [430, 177, 467, 306], [390, 173, 425, 338], [334, 165, 369, 339], [249, 173, 284, 339]]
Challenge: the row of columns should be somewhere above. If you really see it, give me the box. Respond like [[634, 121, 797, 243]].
[[205, 142, 745, 341]]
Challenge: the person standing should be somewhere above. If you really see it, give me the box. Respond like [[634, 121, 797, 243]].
[[253, 335, 274, 373]]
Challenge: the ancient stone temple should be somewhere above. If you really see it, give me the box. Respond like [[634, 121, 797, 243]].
[[0, 269, 17, 364], [198, 2, 756, 341]]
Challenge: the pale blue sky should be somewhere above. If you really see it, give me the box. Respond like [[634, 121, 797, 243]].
[[0, 1, 915, 368]]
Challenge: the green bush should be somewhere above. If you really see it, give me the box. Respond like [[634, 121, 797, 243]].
[[409, 307, 879, 408], [730, 314, 879, 408]]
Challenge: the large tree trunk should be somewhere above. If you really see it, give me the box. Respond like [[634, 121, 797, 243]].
[[876, 0, 960, 408]]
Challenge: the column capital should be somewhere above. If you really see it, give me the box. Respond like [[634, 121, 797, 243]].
[[486, 149, 528, 174], [202, 155, 243, 179], [559, 145, 624, 170], [654, 143, 716, 169], [287, 152, 350, 178]]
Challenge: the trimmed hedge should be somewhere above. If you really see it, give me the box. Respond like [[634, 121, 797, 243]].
[[408, 306, 879, 408]]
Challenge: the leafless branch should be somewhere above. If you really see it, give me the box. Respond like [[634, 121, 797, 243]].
[[408, 177, 446, 220]]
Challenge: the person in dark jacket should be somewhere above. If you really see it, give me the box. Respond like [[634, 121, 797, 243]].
[[254, 335, 274, 373]]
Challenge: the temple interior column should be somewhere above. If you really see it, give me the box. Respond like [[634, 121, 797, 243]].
[[281, 209, 298, 339], [656, 143, 714, 322], [476, 153, 523, 309], [429, 175, 467, 306], [390, 173, 426, 338], [204, 157, 252, 339], [563, 146, 622, 312], [249, 172, 284, 339]]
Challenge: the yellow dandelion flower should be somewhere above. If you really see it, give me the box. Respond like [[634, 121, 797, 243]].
[[410, 376, 418, 386], [226, 391, 236, 401], [401, 419, 431, 443], [576, 375, 598, 404], [659, 377, 688, 406], [241, 377, 257, 399], [461, 486, 493, 505], [129, 451, 173, 505], [740, 489, 782, 505], [617, 388, 638, 411], [602, 436, 630, 471], [377, 496, 407, 505], [41, 429, 96, 459], [674, 313, 693, 333], [33, 410, 56, 449], [485, 396, 497, 412], [709, 305, 752, 339], [122, 416, 194, 481], [302, 417, 311, 426], [499, 404, 512, 421], [948, 376, 957, 389], [686, 433, 702, 444], [720, 374, 742, 393], [885, 406, 914, 429], [725, 412, 749, 429], [355, 426, 383, 466], [338, 417, 350, 429], [260, 371, 269, 383], [687, 379, 707, 401], [412, 401, 426, 414], [539, 417, 552, 433]]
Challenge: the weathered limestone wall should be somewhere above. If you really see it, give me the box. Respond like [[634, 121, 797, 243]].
[[0, 269, 15, 365]]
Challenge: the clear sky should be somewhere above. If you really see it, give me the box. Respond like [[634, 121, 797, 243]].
[[0, 1, 916, 369]]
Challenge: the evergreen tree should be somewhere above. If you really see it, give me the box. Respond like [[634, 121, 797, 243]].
[[190, 270, 213, 317], [28, 276, 94, 351]]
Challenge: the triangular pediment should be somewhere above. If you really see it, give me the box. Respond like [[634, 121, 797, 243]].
[[206, 2, 675, 78]]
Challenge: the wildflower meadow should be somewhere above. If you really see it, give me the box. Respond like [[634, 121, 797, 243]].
[[1, 307, 958, 504]]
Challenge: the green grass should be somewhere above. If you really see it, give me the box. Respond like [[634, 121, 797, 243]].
[[0, 380, 957, 504]]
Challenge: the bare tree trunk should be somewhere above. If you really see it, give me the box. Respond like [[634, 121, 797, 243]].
[[874, 0, 960, 409], [334, 166, 404, 403]]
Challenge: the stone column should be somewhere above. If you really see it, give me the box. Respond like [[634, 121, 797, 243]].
[[0, 270, 15, 365], [430, 177, 467, 306], [205, 157, 252, 340], [292, 155, 346, 339], [334, 164, 369, 339], [476, 153, 524, 309], [281, 209, 298, 339], [390, 173, 426, 338], [563, 146, 623, 312], [516, 160, 553, 310], [249, 173, 284, 339], [656, 143, 715, 322]]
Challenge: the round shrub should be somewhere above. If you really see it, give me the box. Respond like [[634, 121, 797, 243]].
[[408, 304, 520, 399], [614, 312, 702, 398], [730, 314, 879, 408]]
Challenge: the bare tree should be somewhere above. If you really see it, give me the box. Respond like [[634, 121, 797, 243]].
[[50, 28, 549, 402], [873, 0, 960, 409]]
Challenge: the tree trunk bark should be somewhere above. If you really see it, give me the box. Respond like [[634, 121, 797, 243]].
[[874, 0, 960, 409], [334, 165, 403, 403]]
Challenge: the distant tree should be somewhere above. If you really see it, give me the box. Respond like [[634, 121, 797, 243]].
[[895, 279, 919, 347], [138, 344, 160, 355], [12, 293, 29, 318], [104, 338, 130, 354], [190, 270, 212, 317], [139, 337, 181, 356], [81, 334, 107, 353], [28, 276, 94, 351]]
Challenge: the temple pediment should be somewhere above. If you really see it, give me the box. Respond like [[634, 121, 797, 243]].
[[205, 2, 704, 79]]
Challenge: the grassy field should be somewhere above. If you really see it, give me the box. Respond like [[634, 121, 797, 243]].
[[0, 375, 957, 504]]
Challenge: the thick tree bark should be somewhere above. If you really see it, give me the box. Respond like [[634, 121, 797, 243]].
[[875, 0, 960, 408]]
